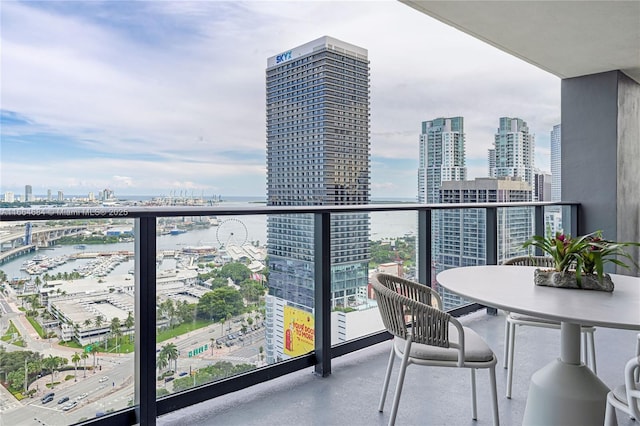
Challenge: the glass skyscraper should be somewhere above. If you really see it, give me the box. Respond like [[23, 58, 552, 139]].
[[265, 36, 370, 362]]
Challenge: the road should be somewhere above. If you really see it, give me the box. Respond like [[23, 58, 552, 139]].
[[1, 287, 265, 426]]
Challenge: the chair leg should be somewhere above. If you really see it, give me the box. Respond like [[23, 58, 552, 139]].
[[388, 340, 412, 426], [506, 322, 516, 398], [470, 368, 477, 420], [489, 365, 500, 426], [378, 343, 396, 412], [588, 330, 597, 375], [503, 316, 510, 369], [604, 395, 617, 426]]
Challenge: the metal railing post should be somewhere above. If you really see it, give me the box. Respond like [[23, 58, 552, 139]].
[[417, 208, 432, 286], [485, 207, 498, 315], [135, 217, 157, 425], [534, 205, 545, 255], [314, 212, 331, 377]]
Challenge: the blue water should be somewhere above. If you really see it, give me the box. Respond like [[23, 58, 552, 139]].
[[1, 203, 417, 279]]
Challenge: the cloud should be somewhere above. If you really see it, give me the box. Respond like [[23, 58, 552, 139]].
[[1, 1, 560, 199]]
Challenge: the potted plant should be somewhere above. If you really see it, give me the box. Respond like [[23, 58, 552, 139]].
[[522, 231, 640, 291]]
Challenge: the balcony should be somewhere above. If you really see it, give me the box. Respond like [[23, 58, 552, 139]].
[[1, 202, 638, 425], [158, 309, 639, 426]]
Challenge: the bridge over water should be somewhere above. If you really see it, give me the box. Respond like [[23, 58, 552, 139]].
[[0, 225, 88, 264]]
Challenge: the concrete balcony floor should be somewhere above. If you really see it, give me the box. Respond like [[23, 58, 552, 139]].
[[158, 310, 639, 426]]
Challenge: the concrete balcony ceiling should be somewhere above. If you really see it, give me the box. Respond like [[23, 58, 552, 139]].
[[400, 0, 640, 84]]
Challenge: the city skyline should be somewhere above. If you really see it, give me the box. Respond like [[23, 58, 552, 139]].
[[1, 1, 559, 198]]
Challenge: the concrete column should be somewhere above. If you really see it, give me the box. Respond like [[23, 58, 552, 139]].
[[562, 71, 640, 275]]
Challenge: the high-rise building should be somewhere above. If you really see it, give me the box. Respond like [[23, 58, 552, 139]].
[[534, 171, 552, 201], [57, 190, 64, 201], [436, 178, 533, 309], [4, 192, 14, 203], [550, 124, 561, 202], [265, 36, 370, 363], [418, 117, 466, 204], [47, 189, 52, 201], [489, 117, 535, 193], [417, 117, 466, 284], [25, 185, 33, 202]]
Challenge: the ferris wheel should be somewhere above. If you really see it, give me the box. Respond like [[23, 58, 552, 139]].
[[216, 218, 249, 248]]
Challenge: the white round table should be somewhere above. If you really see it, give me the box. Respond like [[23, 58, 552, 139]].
[[437, 265, 640, 426]]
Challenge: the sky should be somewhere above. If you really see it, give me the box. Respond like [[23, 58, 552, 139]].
[[0, 1, 560, 200]]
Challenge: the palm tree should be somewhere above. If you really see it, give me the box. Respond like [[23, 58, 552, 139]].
[[43, 355, 59, 388], [210, 337, 215, 355], [71, 352, 80, 382], [161, 343, 179, 373], [157, 351, 169, 377], [90, 345, 99, 373], [95, 315, 104, 329], [110, 317, 121, 352], [80, 351, 89, 378], [124, 311, 134, 343]]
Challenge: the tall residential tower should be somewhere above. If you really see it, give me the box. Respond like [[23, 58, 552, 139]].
[[489, 117, 535, 192], [418, 117, 466, 204], [265, 36, 370, 363]]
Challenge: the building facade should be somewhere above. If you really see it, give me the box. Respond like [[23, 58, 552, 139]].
[[550, 124, 561, 202], [265, 36, 371, 363], [417, 117, 466, 285], [489, 117, 535, 192], [25, 185, 33, 202], [436, 178, 533, 309], [534, 171, 552, 201], [418, 117, 466, 204]]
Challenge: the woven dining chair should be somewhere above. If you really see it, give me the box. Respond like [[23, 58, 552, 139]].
[[502, 256, 597, 398], [371, 273, 499, 426], [604, 355, 640, 425]]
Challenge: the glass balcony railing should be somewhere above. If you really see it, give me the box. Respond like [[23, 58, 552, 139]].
[[0, 201, 578, 425]]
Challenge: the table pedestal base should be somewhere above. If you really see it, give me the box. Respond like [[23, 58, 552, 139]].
[[522, 358, 609, 426]]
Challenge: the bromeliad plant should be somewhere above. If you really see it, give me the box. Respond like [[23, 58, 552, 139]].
[[523, 231, 640, 283]]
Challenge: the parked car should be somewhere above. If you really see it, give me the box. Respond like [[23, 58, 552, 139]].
[[62, 401, 78, 411], [98, 376, 109, 383], [41, 392, 54, 403], [76, 392, 88, 400], [57, 396, 69, 404], [178, 372, 188, 377], [42, 395, 54, 404], [164, 376, 174, 383]]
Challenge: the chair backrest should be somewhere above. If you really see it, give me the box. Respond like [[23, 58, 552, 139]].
[[371, 273, 451, 348], [502, 255, 555, 268], [624, 355, 640, 419]]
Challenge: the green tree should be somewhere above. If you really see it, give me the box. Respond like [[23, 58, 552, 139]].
[[71, 352, 81, 382], [157, 351, 168, 376], [239, 280, 265, 303], [220, 263, 251, 284], [90, 345, 99, 372], [197, 287, 244, 322], [124, 311, 134, 343], [95, 315, 104, 329], [110, 317, 122, 352], [160, 343, 179, 373], [80, 351, 89, 378], [43, 354, 60, 388]]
